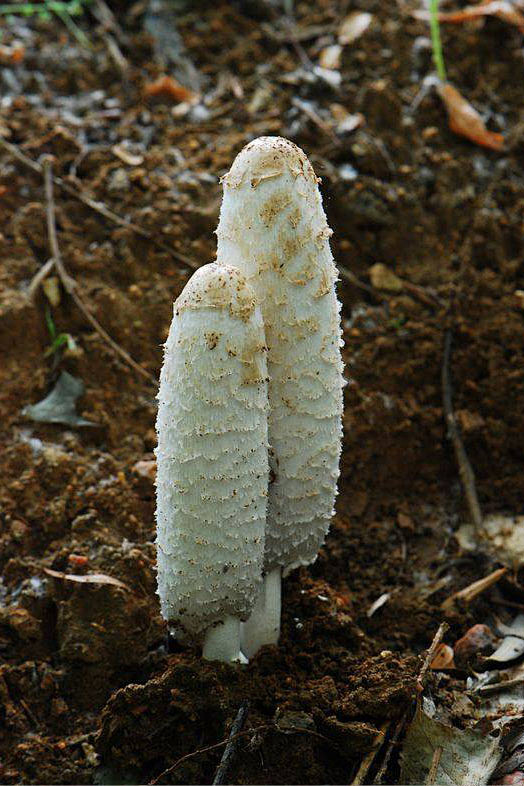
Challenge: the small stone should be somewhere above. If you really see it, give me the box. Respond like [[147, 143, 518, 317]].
[[133, 459, 156, 481], [454, 623, 497, 667]]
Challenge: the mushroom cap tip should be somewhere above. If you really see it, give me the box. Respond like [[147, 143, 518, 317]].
[[174, 262, 256, 322], [224, 135, 318, 189]]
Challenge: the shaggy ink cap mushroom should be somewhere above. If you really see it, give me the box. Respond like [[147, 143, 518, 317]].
[[155, 262, 269, 662], [217, 137, 344, 657]]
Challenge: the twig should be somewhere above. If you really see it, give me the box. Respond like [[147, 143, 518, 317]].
[[477, 675, 524, 695], [425, 745, 443, 784], [441, 567, 507, 611], [291, 97, 341, 146], [0, 136, 198, 272], [350, 722, 388, 785], [416, 622, 449, 694], [338, 264, 383, 300], [213, 701, 250, 785], [150, 722, 340, 785], [372, 711, 409, 785], [338, 264, 445, 310], [442, 327, 483, 531], [28, 258, 56, 300], [42, 156, 156, 385], [91, 0, 129, 44]]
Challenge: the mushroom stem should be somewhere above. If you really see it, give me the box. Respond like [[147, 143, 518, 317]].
[[241, 567, 282, 659], [203, 616, 248, 663]]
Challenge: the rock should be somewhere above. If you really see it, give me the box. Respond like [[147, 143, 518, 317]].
[[454, 624, 498, 667], [276, 710, 316, 732]]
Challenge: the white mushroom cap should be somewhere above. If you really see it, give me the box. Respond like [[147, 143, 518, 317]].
[[217, 137, 344, 575], [155, 262, 269, 637]]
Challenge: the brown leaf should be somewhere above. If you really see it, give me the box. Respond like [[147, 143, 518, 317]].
[[430, 643, 456, 670], [338, 12, 373, 45], [143, 75, 197, 104], [369, 263, 404, 292], [44, 568, 129, 591], [437, 83, 504, 151], [0, 43, 25, 65], [414, 1, 524, 31]]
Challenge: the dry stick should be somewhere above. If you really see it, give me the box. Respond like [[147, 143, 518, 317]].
[[372, 711, 409, 785], [338, 264, 382, 300], [42, 156, 156, 385], [416, 621, 449, 695], [441, 566, 507, 611], [442, 327, 483, 532], [28, 257, 56, 300], [477, 676, 524, 695], [338, 265, 445, 311], [291, 96, 341, 147], [149, 728, 267, 786], [0, 137, 199, 271], [350, 722, 388, 786], [425, 746, 443, 785], [212, 701, 250, 785]]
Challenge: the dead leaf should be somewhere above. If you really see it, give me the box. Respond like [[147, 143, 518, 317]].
[[455, 515, 524, 566], [514, 290, 524, 310], [338, 12, 373, 45], [330, 104, 365, 134], [68, 554, 89, 567], [369, 263, 404, 292], [319, 44, 342, 70], [44, 568, 129, 591], [484, 615, 524, 667], [112, 144, 144, 167], [456, 409, 485, 433], [143, 75, 197, 104], [414, 2, 524, 32], [42, 276, 61, 307], [437, 83, 504, 151], [21, 371, 97, 428], [0, 43, 25, 65], [430, 643, 456, 670], [397, 511, 415, 532], [400, 700, 502, 785]]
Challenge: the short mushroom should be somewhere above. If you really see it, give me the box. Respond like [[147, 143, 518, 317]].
[[217, 137, 344, 658], [155, 261, 269, 662]]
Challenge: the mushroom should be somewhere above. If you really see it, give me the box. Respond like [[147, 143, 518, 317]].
[[216, 137, 344, 658], [155, 261, 269, 662]]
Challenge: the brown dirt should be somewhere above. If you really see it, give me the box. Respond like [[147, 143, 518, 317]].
[[0, 1, 523, 783]]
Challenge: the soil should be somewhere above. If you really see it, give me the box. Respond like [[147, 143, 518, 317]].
[[0, 1, 523, 784]]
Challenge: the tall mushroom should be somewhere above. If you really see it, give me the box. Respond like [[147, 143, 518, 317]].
[[216, 137, 344, 658], [155, 261, 269, 662]]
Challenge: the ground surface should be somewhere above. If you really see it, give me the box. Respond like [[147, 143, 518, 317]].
[[0, 1, 523, 784]]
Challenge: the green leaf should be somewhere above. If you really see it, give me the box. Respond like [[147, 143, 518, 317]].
[[21, 371, 97, 427]]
